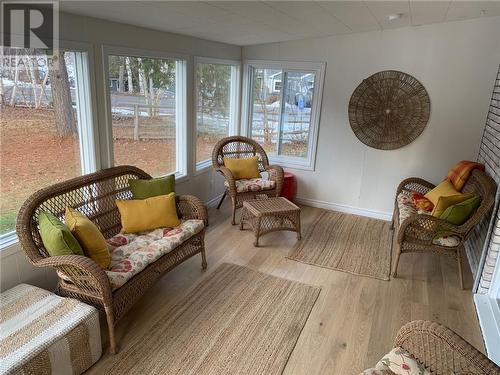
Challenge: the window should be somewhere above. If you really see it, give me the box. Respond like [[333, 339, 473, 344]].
[[243, 60, 325, 170], [195, 58, 239, 170], [106, 53, 187, 177], [0, 47, 95, 241]]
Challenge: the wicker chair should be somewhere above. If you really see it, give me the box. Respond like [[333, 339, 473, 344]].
[[394, 320, 499, 374], [212, 136, 284, 225], [392, 170, 497, 289], [16, 166, 208, 354]]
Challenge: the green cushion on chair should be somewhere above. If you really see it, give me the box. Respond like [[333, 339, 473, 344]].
[[439, 195, 481, 225], [129, 175, 175, 199], [39, 211, 84, 256]]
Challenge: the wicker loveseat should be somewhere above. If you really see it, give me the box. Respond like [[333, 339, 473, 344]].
[[212, 136, 284, 225], [392, 170, 496, 289], [393, 320, 499, 374], [16, 166, 208, 354]]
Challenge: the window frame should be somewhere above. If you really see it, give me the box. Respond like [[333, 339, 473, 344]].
[[193, 56, 241, 174], [101, 45, 189, 181], [0, 40, 99, 250], [241, 59, 325, 171]]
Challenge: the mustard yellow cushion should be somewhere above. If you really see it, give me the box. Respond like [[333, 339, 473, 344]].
[[424, 180, 460, 206], [224, 157, 261, 180], [65, 207, 111, 269], [116, 192, 180, 234], [432, 193, 475, 217]]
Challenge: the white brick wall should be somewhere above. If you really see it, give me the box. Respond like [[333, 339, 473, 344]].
[[475, 65, 500, 294]]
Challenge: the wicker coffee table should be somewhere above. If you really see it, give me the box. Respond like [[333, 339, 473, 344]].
[[240, 197, 301, 246]]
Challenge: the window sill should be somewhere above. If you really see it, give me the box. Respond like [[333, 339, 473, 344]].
[[268, 156, 315, 171], [0, 233, 20, 256], [194, 160, 213, 175]]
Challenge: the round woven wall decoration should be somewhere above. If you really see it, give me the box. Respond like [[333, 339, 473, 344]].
[[348, 70, 430, 150]]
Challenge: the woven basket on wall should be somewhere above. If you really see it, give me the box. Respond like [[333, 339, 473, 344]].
[[348, 70, 431, 150]]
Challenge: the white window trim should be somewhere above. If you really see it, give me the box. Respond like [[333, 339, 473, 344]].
[[101, 45, 189, 181], [193, 56, 241, 174], [0, 40, 99, 250], [241, 59, 325, 171]]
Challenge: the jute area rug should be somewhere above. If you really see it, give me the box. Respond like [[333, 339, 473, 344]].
[[107, 263, 320, 375], [287, 210, 392, 280]]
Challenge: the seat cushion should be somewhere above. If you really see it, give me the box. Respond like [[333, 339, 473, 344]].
[[361, 347, 430, 375], [105, 219, 204, 290], [224, 178, 276, 193]]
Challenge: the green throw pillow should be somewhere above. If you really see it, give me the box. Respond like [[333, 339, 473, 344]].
[[38, 211, 84, 256], [439, 195, 481, 225], [129, 175, 175, 199]]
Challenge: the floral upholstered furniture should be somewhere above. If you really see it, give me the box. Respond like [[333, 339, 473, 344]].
[[212, 136, 284, 225], [362, 320, 500, 375], [16, 166, 208, 354], [392, 170, 496, 289]]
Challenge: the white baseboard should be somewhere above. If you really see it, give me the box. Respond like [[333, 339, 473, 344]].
[[474, 293, 500, 365], [295, 196, 393, 221], [205, 193, 224, 208]]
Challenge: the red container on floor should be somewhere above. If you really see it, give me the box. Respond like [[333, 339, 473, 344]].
[[281, 172, 297, 202]]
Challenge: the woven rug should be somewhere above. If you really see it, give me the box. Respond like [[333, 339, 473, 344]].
[[287, 210, 392, 280], [108, 263, 320, 375]]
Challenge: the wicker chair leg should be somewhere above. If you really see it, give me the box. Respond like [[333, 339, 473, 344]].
[[393, 244, 402, 278], [231, 199, 237, 225], [457, 248, 464, 290], [201, 248, 207, 270], [105, 305, 117, 354], [216, 190, 227, 210]]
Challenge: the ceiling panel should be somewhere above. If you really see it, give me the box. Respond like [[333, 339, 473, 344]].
[[316, 1, 380, 32], [409, 1, 451, 26], [58, 1, 500, 46], [364, 1, 411, 29]]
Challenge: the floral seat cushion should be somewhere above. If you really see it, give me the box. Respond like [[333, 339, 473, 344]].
[[397, 192, 461, 248], [361, 347, 431, 375], [105, 219, 204, 290], [224, 178, 276, 193]]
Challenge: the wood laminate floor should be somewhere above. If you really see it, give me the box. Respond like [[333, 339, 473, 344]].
[[87, 203, 484, 375]]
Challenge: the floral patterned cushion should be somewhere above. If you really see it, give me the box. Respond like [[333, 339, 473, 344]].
[[105, 220, 204, 290], [362, 347, 431, 375], [224, 178, 276, 193], [397, 192, 432, 224]]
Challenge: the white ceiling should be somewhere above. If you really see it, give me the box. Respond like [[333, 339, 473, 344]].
[[60, 1, 500, 46]]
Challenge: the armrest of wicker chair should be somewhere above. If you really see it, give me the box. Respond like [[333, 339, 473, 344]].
[[398, 213, 462, 245], [265, 164, 284, 195], [36, 255, 112, 301], [215, 166, 237, 197], [396, 177, 436, 197], [394, 320, 499, 375], [177, 195, 208, 226]]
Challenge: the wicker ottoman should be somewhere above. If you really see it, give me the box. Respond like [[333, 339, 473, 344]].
[[240, 197, 301, 246], [0, 284, 101, 375]]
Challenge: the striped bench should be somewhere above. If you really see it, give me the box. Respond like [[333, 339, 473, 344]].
[[0, 284, 101, 375]]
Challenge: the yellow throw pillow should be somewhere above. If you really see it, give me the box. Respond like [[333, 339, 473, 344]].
[[424, 180, 460, 206], [116, 192, 180, 234], [432, 193, 475, 217], [224, 157, 261, 180], [65, 207, 111, 269]]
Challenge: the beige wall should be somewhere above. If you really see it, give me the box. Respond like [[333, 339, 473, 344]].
[[243, 16, 500, 218], [1, 12, 240, 292]]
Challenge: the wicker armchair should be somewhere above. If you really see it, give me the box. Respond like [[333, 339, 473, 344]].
[[395, 320, 499, 374], [212, 136, 284, 225], [16, 166, 208, 354], [392, 170, 496, 289]]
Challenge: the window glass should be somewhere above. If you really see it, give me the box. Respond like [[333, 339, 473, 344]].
[[108, 55, 178, 176], [0, 48, 91, 236], [195, 63, 232, 164]]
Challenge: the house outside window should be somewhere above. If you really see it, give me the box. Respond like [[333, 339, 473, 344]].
[[242, 60, 325, 170]]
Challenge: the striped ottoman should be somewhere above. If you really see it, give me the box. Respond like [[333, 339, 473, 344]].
[[0, 284, 101, 375]]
